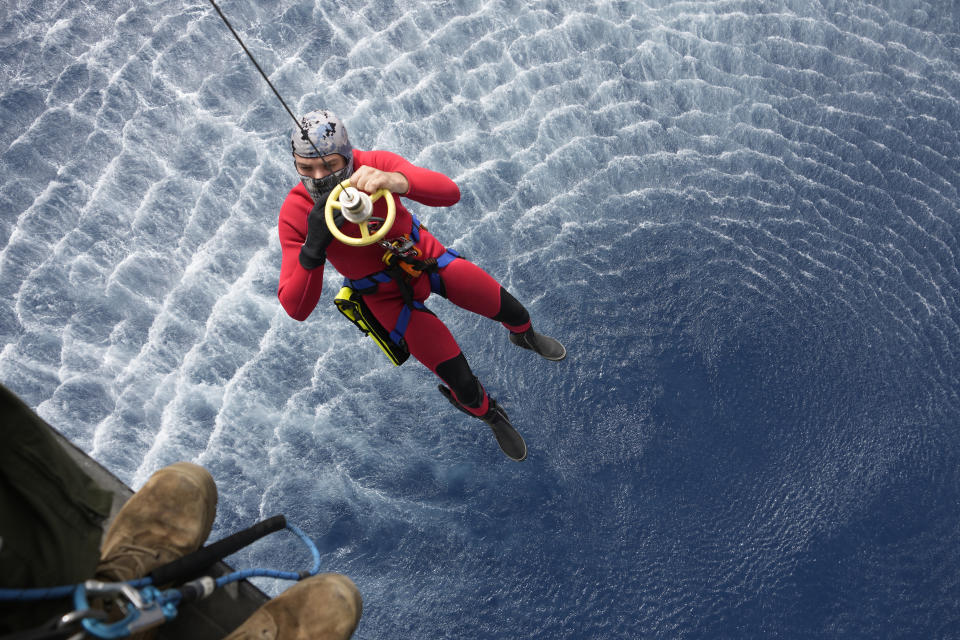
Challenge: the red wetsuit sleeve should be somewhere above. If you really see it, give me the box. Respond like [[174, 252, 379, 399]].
[[277, 185, 325, 321], [355, 149, 460, 207]]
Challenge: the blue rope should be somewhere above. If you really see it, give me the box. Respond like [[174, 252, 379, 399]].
[[0, 524, 320, 602], [214, 524, 322, 587], [0, 584, 75, 600], [0, 578, 151, 602]]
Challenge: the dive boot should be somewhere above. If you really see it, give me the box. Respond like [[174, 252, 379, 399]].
[[439, 385, 527, 461], [95, 462, 217, 584], [509, 326, 566, 361], [224, 573, 363, 640]]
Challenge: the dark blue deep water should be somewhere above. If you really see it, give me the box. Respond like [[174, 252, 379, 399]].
[[3, 0, 960, 637]]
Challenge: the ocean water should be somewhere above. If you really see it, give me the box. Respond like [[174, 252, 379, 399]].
[[2, 0, 960, 637]]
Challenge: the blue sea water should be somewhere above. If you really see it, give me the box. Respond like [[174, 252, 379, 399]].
[[3, 0, 960, 637]]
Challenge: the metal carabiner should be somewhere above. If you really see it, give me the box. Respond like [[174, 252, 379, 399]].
[[79, 580, 145, 610], [58, 607, 108, 627], [379, 234, 419, 258], [73, 581, 177, 639], [52, 607, 109, 640]]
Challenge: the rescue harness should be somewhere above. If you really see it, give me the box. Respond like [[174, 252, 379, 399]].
[[334, 214, 459, 365]]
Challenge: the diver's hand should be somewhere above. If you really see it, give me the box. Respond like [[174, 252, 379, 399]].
[[351, 165, 409, 195], [299, 196, 345, 270]]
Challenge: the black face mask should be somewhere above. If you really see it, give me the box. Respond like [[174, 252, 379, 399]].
[[299, 161, 353, 203]]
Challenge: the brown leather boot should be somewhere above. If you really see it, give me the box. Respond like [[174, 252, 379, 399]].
[[224, 573, 363, 640], [95, 462, 217, 583]]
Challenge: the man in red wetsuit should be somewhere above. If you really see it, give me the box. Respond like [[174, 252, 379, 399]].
[[277, 110, 565, 461]]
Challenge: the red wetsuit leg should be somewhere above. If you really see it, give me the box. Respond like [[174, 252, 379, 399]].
[[364, 286, 490, 416], [361, 243, 531, 417], [438, 257, 532, 333], [411, 228, 531, 331]]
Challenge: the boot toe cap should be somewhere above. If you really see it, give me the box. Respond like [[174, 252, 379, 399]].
[[96, 462, 218, 582]]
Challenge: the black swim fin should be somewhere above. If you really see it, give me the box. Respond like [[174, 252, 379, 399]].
[[438, 385, 527, 462]]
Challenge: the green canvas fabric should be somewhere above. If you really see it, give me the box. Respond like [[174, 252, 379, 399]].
[[0, 383, 113, 632]]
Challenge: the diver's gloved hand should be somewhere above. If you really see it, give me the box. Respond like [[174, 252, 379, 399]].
[[299, 192, 345, 270]]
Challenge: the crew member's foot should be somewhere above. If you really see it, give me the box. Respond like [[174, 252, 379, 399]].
[[95, 461, 217, 583], [224, 573, 363, 640]]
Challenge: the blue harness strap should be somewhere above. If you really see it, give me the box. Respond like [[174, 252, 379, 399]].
[[343, 215, 461, 346], [412, 212, 460, 294], [347, 271, 393, 293], [429, 248, 459, 295], [390, 301, 427, 344], [410, 214, 422, 242]]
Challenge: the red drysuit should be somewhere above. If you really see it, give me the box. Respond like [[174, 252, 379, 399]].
[[277, 149, 530, 415]]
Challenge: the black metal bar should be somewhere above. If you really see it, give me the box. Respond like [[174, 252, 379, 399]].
[[148, 515, 287, 586]]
